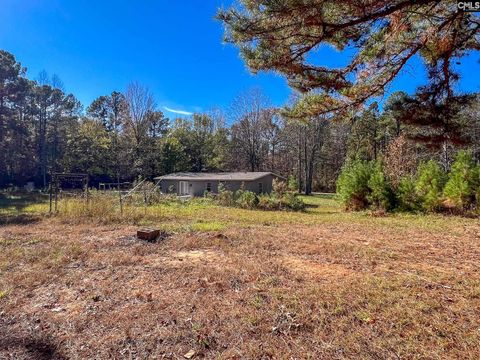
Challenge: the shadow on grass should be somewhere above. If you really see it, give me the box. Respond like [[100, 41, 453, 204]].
[[0, 314, 65, 359], [0, 213, 42, 225], [0, 336, 66, 360], [310, 192, 336, 199], [0, 192, 47, 213]]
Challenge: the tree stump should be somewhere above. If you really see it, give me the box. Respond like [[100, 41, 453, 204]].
[[137, 228, 160, 242]]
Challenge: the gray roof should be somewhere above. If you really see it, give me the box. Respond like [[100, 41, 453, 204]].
[[155, 172, 285, 181]]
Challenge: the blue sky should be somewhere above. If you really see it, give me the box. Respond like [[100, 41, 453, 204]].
[[1, 0, 478, 117]]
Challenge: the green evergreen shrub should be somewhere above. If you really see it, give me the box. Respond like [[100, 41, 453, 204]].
[[443, 151, 478, 211], [287, 175, 299, 192], [415, 160, 446, 212], [336, 159, 372, 210], [367, 161, 393, 211], [335, 150, 479, 215], [396, 176, 419, 212]]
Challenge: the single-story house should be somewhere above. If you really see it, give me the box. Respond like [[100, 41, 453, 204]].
[[154, 172, 285, 196]]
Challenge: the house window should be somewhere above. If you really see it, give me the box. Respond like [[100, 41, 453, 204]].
[[258, 182, 263, 193], [206, 182, 212, 192], [179, 181, 189, 195]]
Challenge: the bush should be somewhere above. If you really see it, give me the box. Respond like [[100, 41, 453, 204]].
[[415, 160, 446, 212], [282, 192, 305, 211], [215, 182, 306, 212], [367, 161, 393, 211], [203, 190, 216, 199], [334, 150, 479, 215], [257, 193, 280, 210], [272, 179, 288, 196], [217, 183, 234, 207], [256, 192, 305, 211], [443, 151, 478, 211], [396, 176, 419, 212], [235, 190, 258, 209], [336, 159, 372, 210], [287, 175, 298, 192]]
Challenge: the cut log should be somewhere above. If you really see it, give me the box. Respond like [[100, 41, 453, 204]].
[[137, 228, 160, 242]]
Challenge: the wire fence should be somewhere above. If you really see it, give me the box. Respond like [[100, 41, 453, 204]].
[[50, 177, 173, 220]]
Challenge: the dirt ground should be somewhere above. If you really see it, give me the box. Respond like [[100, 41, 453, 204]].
[[1, 216, 480, 359]]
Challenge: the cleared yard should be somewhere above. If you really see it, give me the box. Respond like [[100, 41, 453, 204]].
[[1, 195, 480, 359]]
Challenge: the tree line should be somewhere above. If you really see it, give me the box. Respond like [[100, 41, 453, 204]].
[[1, 49, 479, 193]]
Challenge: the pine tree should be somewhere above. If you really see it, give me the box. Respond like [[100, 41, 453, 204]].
[[415, 160, 446, 212], [219, 1, 479, 129], [443, 151, 478, 210]]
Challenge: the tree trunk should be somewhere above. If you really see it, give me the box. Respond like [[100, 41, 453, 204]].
[[250, 153, 255, 172], [305, 157, 315, 195], [37, 105, 48, 188], [271, 144, 275, 172], [441, 141, 450, 171], [297, 129, 303, 193]]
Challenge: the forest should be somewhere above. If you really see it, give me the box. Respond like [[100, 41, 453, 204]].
[[1, 49, 479, 196]]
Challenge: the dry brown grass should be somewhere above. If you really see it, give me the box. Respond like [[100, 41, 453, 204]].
[[1, 205, 480, 359]]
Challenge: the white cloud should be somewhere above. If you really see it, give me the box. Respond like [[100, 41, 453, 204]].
[[163, 106, 193, 116]]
